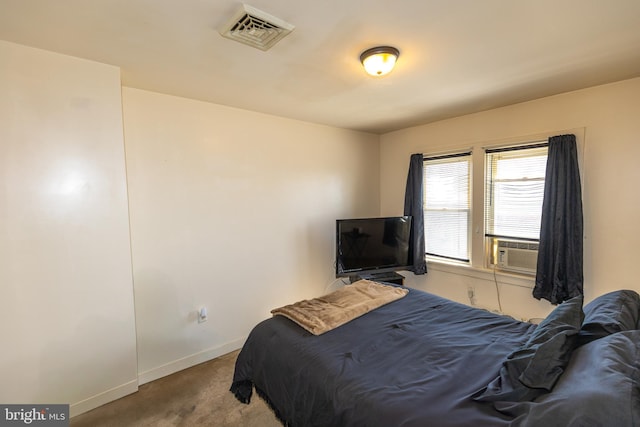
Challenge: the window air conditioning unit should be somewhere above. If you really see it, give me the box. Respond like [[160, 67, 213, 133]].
[[496, 240, 539, 274]]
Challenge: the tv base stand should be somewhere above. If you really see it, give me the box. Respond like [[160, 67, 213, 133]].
[[351, 272, 405, 286]]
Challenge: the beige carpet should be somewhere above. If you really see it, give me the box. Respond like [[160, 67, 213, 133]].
[[70, 350, 281, 427]]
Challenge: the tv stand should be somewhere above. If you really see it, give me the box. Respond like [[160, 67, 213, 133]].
[[351, 272, 405, 286]]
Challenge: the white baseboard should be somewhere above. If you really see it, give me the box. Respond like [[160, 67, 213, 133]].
[[70, 379, 138, 418], [137, 337, 245, 385], [69, 338, 245, 418]]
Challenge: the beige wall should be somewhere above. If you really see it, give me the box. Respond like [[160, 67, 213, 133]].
[[0, 41, 138, 415], [5, 36, 640, 415], [380, 77, 640, 320], [0, 40, 380, 414], [0, 39, 379, 415], [121, 88, 380, 383]]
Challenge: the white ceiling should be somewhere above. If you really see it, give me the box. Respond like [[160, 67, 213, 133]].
[[2, 0, 640, 134]]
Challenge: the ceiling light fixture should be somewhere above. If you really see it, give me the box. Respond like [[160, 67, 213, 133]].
[[359, 46, 400, 77]]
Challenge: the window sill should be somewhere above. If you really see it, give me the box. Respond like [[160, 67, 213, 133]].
[[426, 260, 535, 289]]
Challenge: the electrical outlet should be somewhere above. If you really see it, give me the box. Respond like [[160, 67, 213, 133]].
[[467, 286, 476, 306], [198, 307, 208, 323]]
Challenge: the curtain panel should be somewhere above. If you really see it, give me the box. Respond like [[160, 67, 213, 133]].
[[404, 153, 427, 275], [533, 134, 583, 304]]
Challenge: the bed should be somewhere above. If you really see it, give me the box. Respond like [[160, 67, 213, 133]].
[[231, 281, 640, 426]]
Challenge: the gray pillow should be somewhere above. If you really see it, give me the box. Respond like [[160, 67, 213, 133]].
[[474, 295, 583, 403], [578, 289, 640, 346], [498, 330, 640, 426]]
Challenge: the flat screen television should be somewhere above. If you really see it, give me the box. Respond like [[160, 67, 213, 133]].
[[336, 216, 412, 278]]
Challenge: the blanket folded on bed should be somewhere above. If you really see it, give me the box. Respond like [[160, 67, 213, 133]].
[[271, 280, 408, 335]]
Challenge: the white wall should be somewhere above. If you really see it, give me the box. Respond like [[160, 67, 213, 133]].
[[0, 41, 137, 415], [380, 77, 640, 321], [121, 88, 380, 383], [0, 40, 379, 414], [7, 36, 639, 415]]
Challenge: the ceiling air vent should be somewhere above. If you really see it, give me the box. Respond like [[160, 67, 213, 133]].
[[219, 4, 295, 51]]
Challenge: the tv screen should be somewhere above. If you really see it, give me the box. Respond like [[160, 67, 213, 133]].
[[336, 216, 412, 277]]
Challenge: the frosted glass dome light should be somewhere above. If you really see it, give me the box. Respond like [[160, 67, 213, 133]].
[[360, 46, 400, 76]]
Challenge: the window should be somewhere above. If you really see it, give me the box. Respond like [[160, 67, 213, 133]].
[[484, 143, 548, 241], [423, 152, 471, 262], [484, 143, 548, 270], [421, 142, 552, 269]]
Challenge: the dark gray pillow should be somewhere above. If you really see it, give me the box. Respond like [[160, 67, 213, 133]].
[[498, 330, 640, 427], [578, 289, 640, 346], [474, 295, 583, 403]]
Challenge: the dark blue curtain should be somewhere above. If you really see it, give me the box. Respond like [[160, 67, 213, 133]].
[[533, 134, 583, 304], [404, 153, 427, 275]]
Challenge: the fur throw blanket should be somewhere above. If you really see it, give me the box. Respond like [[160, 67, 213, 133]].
[[271, 280, 408, 335]]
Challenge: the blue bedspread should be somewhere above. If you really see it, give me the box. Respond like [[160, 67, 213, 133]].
[[231, 287, 537, 426]]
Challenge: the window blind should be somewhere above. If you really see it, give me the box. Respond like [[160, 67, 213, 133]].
[[485, 143, 548, 241], [423, 152, 471, 262]]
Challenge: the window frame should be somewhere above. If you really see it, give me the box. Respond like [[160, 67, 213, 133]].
[[422, 151, 472, 264], [484, 142, 549, 241], [483, 142, 549, 271]]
